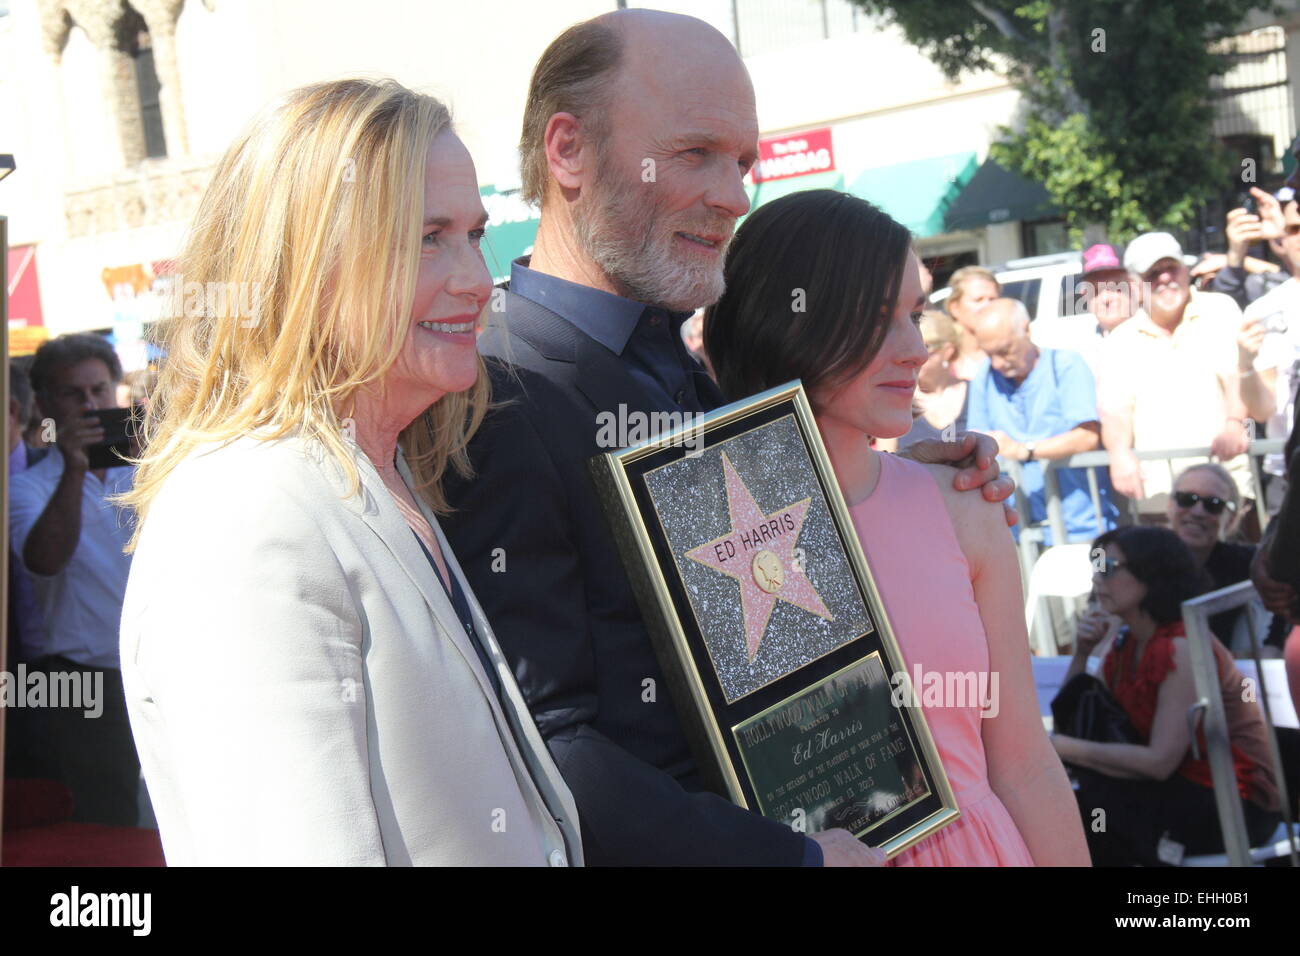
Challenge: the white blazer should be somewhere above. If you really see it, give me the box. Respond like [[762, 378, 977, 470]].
[[119, 431, 582, 866]]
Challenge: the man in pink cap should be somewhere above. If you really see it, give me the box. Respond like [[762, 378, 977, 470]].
[[1032, 242, 1137, 380]]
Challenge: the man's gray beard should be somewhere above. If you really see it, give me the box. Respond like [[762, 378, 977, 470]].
[[573, 186, 727, 313]]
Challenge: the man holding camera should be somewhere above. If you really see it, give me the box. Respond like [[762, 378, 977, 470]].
[[9, 333, 140, 826], [1238, 191, 1300, 514], [1205, 189, 1294, 310]]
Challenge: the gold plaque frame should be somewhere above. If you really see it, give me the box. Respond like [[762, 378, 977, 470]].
[[590, 381, 960, 856]]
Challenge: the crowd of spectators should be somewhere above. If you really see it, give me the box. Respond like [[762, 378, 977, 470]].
[[922, 198, 1300, 862], [922, 191, 1300, 544]]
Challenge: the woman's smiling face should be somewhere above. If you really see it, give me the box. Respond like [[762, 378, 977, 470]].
[[383, 130, 493, 408], [812, 251, 929, 440]]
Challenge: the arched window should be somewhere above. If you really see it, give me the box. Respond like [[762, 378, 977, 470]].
[[131, 26, 167, 159]]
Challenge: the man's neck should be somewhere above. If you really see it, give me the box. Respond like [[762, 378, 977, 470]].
[[1149, 304, 1186, 333], [528, 213, 625, 299], [997, 349, 1037, 387], [1187, 539, 1216, 567], [1024, 345, 1040, 374]]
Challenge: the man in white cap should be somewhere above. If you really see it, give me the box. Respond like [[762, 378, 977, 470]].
[[1032, 241, 1138, 381], [1097, 231, 1254, 510]]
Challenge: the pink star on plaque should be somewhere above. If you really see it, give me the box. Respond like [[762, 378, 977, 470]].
[[685, 452, 834, 663]]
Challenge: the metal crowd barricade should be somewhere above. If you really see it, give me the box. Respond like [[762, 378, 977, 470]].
[[1040, 438, 1286, 545], [1181, 581, 1299, 867]]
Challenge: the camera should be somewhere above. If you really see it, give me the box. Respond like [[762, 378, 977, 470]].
[[1261, 311, 1289, 335]]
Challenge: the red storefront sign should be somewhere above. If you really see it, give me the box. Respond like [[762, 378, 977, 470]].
[[751, 127, 836, 184], [7, 244, 48, 355], [7, 244, 43, 327]]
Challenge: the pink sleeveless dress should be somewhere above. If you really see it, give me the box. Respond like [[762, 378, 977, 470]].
[[849, 453, 1034, 866]]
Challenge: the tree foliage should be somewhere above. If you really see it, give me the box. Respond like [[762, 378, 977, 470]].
[[850, 0, 1279, 244]]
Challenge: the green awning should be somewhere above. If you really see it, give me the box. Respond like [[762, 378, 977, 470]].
[[943, 159, 1056, 231], [849, 152, 979, 238], [745, 169, 846, 217], [480, 184, 541, 284]]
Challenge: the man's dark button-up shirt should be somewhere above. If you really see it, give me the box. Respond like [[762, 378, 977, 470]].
[[510, 258, 705, 414]]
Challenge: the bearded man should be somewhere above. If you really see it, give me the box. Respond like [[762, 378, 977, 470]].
[[440, 9, 1012, 867]]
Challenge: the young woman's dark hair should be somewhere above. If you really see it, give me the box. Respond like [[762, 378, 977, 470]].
[[704, 189, 913, 403], [1094, 526, 1213, 625]]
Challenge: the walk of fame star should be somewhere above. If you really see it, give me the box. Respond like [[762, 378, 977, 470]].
[[684, 451, 834, 663]]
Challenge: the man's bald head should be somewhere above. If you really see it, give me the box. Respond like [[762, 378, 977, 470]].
[[974, 298, 1038, 382], [974, 298, 1031, 343], [519, 9, 750, 207], [603, 9, 746, 84]]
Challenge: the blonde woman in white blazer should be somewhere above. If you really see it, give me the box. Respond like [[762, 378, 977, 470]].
[[116, 79, 581, 866]]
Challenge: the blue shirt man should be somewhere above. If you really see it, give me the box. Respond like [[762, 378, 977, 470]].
[[967, 298, 1118, 544]]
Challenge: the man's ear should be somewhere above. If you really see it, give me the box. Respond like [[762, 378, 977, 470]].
[[543, 112, 588, 193]]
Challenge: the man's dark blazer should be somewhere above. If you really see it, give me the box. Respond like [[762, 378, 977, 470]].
[[440, 289, 809, 865]]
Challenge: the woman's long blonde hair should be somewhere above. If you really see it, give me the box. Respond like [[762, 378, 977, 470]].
[[119, 78, 489, 551]]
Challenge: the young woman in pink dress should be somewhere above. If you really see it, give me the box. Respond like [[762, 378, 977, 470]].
[[704, 190, 1090, 866]]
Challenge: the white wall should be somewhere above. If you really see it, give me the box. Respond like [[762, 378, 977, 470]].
[[0, 4, 64, 248], [4, 0, 618, 338], [169, 0, 635, 190], [744, 18, 1015, 136], [6, 0, 1028, 338]]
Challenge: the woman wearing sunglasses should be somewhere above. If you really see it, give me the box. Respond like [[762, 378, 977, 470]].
[[1054, 526, 1281, 865], [1167, 463, 1283, 657]]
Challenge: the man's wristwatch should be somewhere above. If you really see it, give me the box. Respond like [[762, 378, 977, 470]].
[[1024, 441, 1037, 463]]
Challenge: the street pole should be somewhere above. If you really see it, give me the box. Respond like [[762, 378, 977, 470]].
[[1, 152, 15, 854], [1, 211, 9, 857]]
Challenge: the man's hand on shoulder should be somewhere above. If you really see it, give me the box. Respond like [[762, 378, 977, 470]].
[[897, 431, 1018, 527]]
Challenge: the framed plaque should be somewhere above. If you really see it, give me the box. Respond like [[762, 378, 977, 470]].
[[590, 381, 959, 856]]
